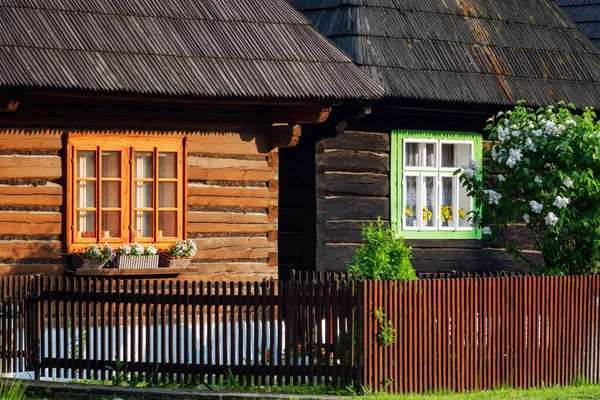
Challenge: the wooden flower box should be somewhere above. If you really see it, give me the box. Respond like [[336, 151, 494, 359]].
[[115, 255, 159, 270], [158, 253, 192, 269], [71, 253, 106, 270]]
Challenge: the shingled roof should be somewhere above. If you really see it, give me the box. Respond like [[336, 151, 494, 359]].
[[290, 0, 600, 108], [0, 0, 384, 101], [556, 1, 600, 48]]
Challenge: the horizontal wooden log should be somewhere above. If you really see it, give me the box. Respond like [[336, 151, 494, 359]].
[[0, 130, 63, 151], [194, 247, 271, 260], [412, 259, 533, 273], [0, 263, 66, 275], [192, 236, 273, 250], [187, 184, 275, 198], [321, 132, 390, 152], [0, 240, 63, 259], [0, 183, 63, 207], [269, 124, 301, 148], [322, 196, 389, 220], [187, 167, 273, 182], [324, 220, 377, 243], [0, 155, 62, 180], [187, 211, 269, 224], [179, 271, 277, 282], [188, 156, 270, 172], [188, 196, 272, 208], [319, 172, 389, 196], [0, 211, 62, 235], [317, 150, 389, 173], [186, 262, 277, 281], [410, 248, 542, 262], [188, 223, 276, 234], [186, 133, 271, 156]]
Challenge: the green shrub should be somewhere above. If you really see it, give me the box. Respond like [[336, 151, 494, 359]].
[[348, 217, 417, 280], [0, 379, 27, 400]]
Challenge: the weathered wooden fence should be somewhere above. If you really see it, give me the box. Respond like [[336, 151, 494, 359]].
[[362, 275, 600, 393], [2, 276, 358, 386], [1, 274, 600, 394]]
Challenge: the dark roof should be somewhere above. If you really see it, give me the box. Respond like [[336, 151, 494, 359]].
[[556, 1, 600, 48], [0, 0, 384, 101], [290, 0, 600, 108]]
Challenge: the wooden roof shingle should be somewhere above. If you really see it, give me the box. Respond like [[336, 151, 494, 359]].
[[556, 1, 600, 49], [291, 0, 600, 107], [0, 0, 385, 101]]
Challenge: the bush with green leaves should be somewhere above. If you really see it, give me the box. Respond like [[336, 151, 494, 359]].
[[457, 101, 600, 275], [348, 217, 417, 280]]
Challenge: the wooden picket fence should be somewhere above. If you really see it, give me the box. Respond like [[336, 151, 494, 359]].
[[362, 275, 600, 393], [1, 274, 600, 393]]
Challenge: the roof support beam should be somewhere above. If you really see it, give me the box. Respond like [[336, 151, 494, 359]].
[[269, 124, 301, 148]]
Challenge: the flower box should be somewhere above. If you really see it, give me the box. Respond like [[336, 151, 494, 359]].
[[115, 255, 159, 270], [158, 252, 192, 269], [71, 253, 106, 270]]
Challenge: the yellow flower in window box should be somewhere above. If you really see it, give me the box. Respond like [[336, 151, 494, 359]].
[[404, 206, 414, 218], [422, 207, 432, 221], [441, 205, 453, 223], [458, 207, 467, 219]]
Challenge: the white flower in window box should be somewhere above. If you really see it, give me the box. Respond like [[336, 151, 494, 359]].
[[159, 239, 197, 269], [115, 243, 159, 270]]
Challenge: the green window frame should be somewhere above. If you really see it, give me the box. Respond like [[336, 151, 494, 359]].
[[391, 130, 482, 240]]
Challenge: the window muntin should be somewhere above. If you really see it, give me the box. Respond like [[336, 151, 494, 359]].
[[68, 135, 184, 251], [393, 131, 481, 239]]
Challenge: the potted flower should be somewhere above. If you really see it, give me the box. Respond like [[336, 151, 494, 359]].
[[71, 243, 114, 270], [159, 239, 197, 268], [115, 243, 159, 270]]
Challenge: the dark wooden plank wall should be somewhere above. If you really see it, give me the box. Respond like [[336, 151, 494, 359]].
[[315, 131, 390, 271], [311, 120, 539, 273]]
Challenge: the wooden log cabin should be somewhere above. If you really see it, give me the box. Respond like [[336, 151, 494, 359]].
[[282, 0, 600, 278], [0, 0, 384, 279]]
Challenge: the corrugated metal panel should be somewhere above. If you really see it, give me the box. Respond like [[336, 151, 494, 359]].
[[0, 0, 385, 100], [557, 1, 600, 50], [292, 0, 600, 107]]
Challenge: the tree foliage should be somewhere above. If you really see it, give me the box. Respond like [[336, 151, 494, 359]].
[[458, 102, 600, 275]]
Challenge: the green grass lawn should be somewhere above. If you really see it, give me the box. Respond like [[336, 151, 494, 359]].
[[366, 384, 600, 400]]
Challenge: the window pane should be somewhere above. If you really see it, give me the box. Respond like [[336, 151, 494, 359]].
[[404, 176, 418, 228], [102, 151, 120, 178], [441, 144, 454, 168], [77, 181, 95, 208], [425, 143, 436, 167], [135, 182, 152, 208], [159, 152, 177, 178], [441, 177, 455, 228], [102, 181, 120, 208], [423, 176, 436, 228], [134, 211, 152, 238], [135, 152, 153, 179], [77, 211, 95, 238], [405, 142, 419, 167], [76, 151, 96, 178], [101, 211, 120, 239], [159, 182, 177, 208], [159, 211, 177, 238], [458, 183, 472, 228]]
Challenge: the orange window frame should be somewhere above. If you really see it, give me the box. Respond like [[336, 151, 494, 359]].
[[67, 134, 186, 252]]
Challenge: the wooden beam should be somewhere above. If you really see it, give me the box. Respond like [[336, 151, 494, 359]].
[[0, 90, 20, 113], [269, 124, 301, 148]]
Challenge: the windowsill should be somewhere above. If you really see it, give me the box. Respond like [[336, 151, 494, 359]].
[[66, 267, 198, 277]]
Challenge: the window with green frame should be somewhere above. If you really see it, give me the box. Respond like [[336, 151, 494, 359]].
[[391, 130, 482, 240]]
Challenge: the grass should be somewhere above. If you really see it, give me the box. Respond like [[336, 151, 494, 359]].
[[0, 379, 28, 400], [364, 384, 600, 399]]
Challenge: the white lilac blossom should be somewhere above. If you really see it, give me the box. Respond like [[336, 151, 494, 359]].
[[491, 147, 498, 161], [553, 195, 570, 209], [484, 189, 502, 205], [460, 159, 479, 180], [541, 119, 557, 136], [565, 118, 577, 126], [497, 126, 510, 142], [531, 129, 542, 137], [525, 137, 536, 152], [523, 213, 530, 224], [498, 174, 505, 182], [530, 200, 543, 214], [511, 130, 521, 138], [563, 177, 574, 188], [534, 175, 542, 184], [506, 148, 523, 168], [482, 226, 492, 235], [544, 212, 558, 226]]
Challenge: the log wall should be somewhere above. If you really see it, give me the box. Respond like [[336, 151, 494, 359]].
[[309, 127, 538, 273], [0, 129, 279, 281]]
